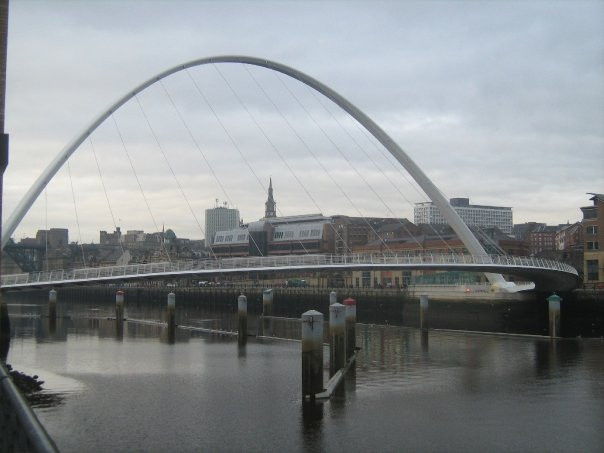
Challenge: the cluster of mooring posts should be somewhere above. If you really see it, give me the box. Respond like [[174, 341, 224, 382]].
[[302, 291, 358, 402], [34, 287, 565, 363]]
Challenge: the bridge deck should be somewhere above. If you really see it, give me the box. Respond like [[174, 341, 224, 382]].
[[0, 253, 579, 292]]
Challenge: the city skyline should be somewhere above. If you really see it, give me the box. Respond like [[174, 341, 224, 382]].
[[3, 1, 603, 243]]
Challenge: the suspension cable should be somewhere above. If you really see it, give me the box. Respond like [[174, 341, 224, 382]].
[[243, 64, 392, 254], [276, 72, 426, 252], [133, 92, 217, 260], [156, 80, 265, 257], [110, 114, 172, 263], [66, 161, 87, 268], [184, 69, 313, 255], [335, 100, 459, 253], [88, 137, 125, 255], [212, 64, 353, 255]]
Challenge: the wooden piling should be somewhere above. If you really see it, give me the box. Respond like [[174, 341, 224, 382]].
[[547, 293, 561, 338], [115, 290, 124, 321], [262, 289, 273, 316], [329, 303, 346, 377], [301, 310, 323, 400], [238, 294, 247, 346], [420, 294, 429, 330], [343, 298, 357, 360], [329, 291, 337, 305], [167, 292, 176, 343]]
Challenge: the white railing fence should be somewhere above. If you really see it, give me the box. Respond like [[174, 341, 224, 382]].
[[0, 252, 578, 287]]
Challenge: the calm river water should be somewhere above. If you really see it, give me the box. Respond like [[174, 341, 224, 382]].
[[3, 297, 604, 452]]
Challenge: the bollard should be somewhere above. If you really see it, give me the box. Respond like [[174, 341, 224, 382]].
[[329, 291, 337, 305], [262, 289, 274, 316], [301, 310, 324, 400], [419, 294, 429, 330], [343, 298, 357, 360], [262, 289, 273, 337], [115, 290, 125, 340], [48, 289, 57, 322], [329, 303, 346, 377], [238, 294, 247, 346], [167, 292, 176, 343], [115, 290, 124, 321], [547, 293, 562, 338]]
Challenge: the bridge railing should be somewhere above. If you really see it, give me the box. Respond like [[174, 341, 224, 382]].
[[0, 252, 578, 287]]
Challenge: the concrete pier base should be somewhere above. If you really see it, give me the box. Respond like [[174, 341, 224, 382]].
[[238, 294, 247, 347], [420, 294, 429, 330], [301, 310, 323, 400]]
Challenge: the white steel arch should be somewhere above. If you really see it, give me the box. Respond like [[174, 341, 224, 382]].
[[2, 55, 506, 285]]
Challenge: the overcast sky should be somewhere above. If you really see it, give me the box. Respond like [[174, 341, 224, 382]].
[[4, 0, 603, 243]]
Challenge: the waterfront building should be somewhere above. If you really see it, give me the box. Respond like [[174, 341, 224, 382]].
[[581, 193, 604, 286], [414, 197, 513, 234], [212, 214, 334, 258], [100, 227, 121, 245], [264, 177, 276, 219], [32, 228, 68, 248], [525, 224, 558, 255], [204, 201, 240, 245], [556, 222, 582, 251]]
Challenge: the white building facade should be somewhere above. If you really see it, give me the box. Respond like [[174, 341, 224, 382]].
[[414, 198, 513, 234], [205, 204, 240, 245]]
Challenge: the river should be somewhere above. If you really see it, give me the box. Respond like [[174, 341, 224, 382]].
[[2, 291, 603, 452]]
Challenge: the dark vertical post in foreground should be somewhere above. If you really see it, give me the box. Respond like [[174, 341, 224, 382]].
[[547, 293, 561, 338], [115, 290, 124, 320], [0, 0, 10, 356], [262, 289, 272, 337], [115, 290, 124, 339], [301, 310, 323, 400], [419, 294, 429, 330], [343, 298, 357, 360], [167, 292, 175, 344], [329, 303, 346, 377], [48, 289, 57, 328], [238, 294, 247, 347]]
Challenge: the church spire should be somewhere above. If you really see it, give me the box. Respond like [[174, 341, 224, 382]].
[[265, 177, 276, 218]]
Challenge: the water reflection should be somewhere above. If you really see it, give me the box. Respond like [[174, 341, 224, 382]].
[[2, 298, 603, 452]]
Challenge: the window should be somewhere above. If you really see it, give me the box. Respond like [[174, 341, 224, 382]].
[[586, 225, 598, 235], [299, 230, 310, 238], [215, 235, 224, 242], [310, 229, 321, 237], [587, 241, 599, 250], [273, 231, 284, 239], [284, 231, 294, 238], [224, 235, 233, 242], [361, 271, 371, 288], [586, 260, 599, 281], [237, 234, 247, 241]]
